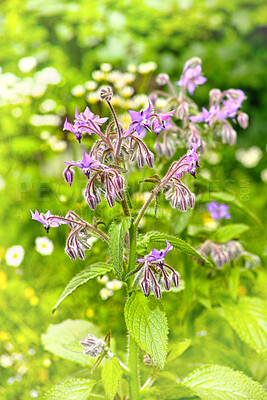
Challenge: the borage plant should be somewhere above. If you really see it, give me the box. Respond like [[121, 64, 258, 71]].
[[32, 59, 267, 400]]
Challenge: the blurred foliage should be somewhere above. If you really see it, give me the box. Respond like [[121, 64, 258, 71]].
[[0, 0, 267, 398]]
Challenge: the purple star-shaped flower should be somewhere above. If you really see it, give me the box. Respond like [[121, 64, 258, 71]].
[[64, 107, 108, 143], [152, 110, 175, 133], [65, 152, 102, 178], [137, 240, 173, 267], [30, 210, 67, 233], [190, 105, 226, 124], [176, 65, 207, 95], [206, 201, 231, 220], [128, 100, 153, 137]]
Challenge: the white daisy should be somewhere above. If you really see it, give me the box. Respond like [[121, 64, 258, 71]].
[[106, 280, 123, 291], [35, 237, 54, 256], [5, 245, 25, 267], [100, 288, 113, 300]]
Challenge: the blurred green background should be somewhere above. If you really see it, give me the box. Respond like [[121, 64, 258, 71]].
[[0, 0, 266, 398]]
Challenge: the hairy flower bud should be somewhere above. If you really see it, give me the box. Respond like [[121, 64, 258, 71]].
[[237, 112, 249, 129], [76, 246, 85, 260], [63, 167, 74, 186], [156, 73, 169, 86], [152, 282, 162, 299], [80, 334, 107, 357], [179, 195, 187, 212], [65, 246, 77, 261], [141, 278, 151, 297], [106, 193, 115, 208], [187, 193, 195, 209], [85, 193, 97, 210], [114, 175, 124, 190], [99, 86, 113, 102], [209, 88, 221, 104], [172, 271, 179, 287], [163, 276, 171, 291], [145, 152, 154, 168], [177, 102, 189, 120]]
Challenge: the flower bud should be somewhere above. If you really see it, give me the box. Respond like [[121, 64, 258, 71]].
[[85, 193, 97, 210], [137, 152, 145, 168], [80, 334, 107, 357], [179, 196, 187, 212], [106, 193, 115, 208], [114, 175, 124, 190], [156, 73, 169, 86], [172, 271, 179, 287], [65, 246, 77, 261], [237, 112, 249, 129], [163, 276, 171, 291], [145, 152, 154, 168], [76, 246, 85, 260], [152, 282, 161, 299], [141, 278, 151, 297], [150, 93, 158, 105], [187, 193, 195, 209], [209, 89, 221, 104], [170, 194, 178, 209], [177, 102, 189, 120], [99, 86, 113, 102], [63, 167, 74, 186]]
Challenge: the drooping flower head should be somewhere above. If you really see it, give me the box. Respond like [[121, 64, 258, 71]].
[[64, 107, 108, 143], [206, 201, 231, 220], [176, 65, 207, 95], [127, 100, 153, 137], [65, 152, 102, 179], [137, 240, 173, 267], [30, 210, 67, 233]]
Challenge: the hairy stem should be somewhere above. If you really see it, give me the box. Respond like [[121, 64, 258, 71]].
[[128, 334, 140, 400], [133, 192, 154, 227]]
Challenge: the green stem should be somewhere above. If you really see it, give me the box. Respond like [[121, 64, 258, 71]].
[[133, 192, 154, 227], [128, 224, 137, 273], [128, 334, 140, 400]]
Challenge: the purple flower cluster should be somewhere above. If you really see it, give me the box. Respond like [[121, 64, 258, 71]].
[[64, 107, 108, 143], [206, 201, 231, 220], [30, 210, 68, 233], [135, 240, 179, 298], [127, 100, 175, 138], [198, 240, 243, 268], [176, 65, 207, 95]]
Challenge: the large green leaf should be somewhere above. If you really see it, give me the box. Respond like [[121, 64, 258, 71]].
[[197, 192, 261, 225], [211, 224, 249, 243], [124, 291, 168, 368], [183, 364, 267, 400], [221, 297, 267, 355], [52, 263, 112, 312], [167, 339, 192, 363], [109, 216, 132, 279], [137, 231, 211, 266], [43, 379, 95, 400], [42, 319, 100, 366], [101, 357, 123, 400]]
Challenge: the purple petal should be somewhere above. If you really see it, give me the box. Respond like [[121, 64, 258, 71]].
[[187, 81, 195, 95]]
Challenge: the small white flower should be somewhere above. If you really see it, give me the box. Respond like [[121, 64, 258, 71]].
[[97, 275, 109, 284], [50, 140, 67, 152], [138, 62, 157, 74], [235, 146, 262, 168], [100, 288, 113, 300], [5, 245, 24, 267], [0, 354, 14, 368], [35, 237, 54, 256], [261, 169, 267, 182], [106, 279, 123, 291], [71, 85, 85, 97], [100, 63, 112, 72], [30, 390, 39, 398], [18, 57, 37, 73], [84, 80, 98, 91], [92, 70, 105, 81]]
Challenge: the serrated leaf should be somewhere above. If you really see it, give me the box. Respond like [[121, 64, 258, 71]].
[[221, 297, 267, 355], [137, 231, 211, 266], [183, 364, 267, 400], [109, 216, 132, 279], [124, 291, 168, 368], [211, 224, 249, 243], [53, 263, 112, 312], [101, 357, 122, 399], [43, 378, 95, 399], [197, 191, 261, 225], [42, 319, 100, 366]]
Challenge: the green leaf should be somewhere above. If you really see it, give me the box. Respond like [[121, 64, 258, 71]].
[[43, 378, 95, 399], [183, 364, 267, 400], [221, 297, 267, 355], [101, 357, 122, 399], [137, 231, 211, 266], [42, 319, 100, 366], [52, 263, 112, 312], [211, 224, 249, 243], [109, 216, 132, 279], [167, 339, 192, 363], [197, 191, 261, 225], [124, 291, 168, 368]]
